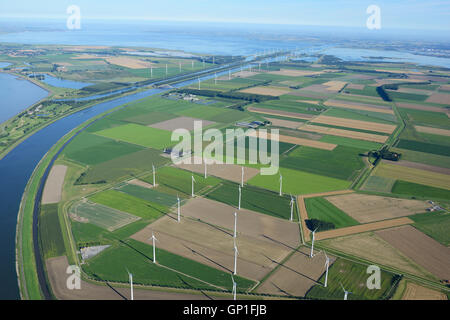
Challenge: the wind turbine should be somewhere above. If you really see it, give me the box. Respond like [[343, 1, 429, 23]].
[[191, 174, 196, 197], [233, 240, 238, 275], [150, 232, 158, 264], [152, 163, 156, 186], [279, 174, 283, 196], [228, 70, 231, 80], [165, 63, 168, 76], [192, 60, 194, 69], [179, 62, 181, 72], [150, 66, 153, 78], [214, 73, 217, 85], [233, 212, 238, 238], [238, 185, 241, 210], [290, 195, 295, 222], [241, 167, 244, 188], [198, 77, 201, 90], [231, 274, 237, 300], [341, 283, 352, 300], [310, 227, 318, 258], [126, 269, 134, 300], [177, 194, 181, 222], [324, 251, 330, 288]]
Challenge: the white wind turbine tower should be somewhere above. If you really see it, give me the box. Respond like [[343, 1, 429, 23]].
[[233, 212, 238, 238], [279, 174, 283, 196], [179, 62, 182, 72], [233, 239, 239, 275], [198, 77, 201, 90], [241, 166, 244, 188], [231, 274, 237, 300], [126, 269, 134, 300], [150, 232, 158, 264], [177, 194, 181, 222], [152, 163, 156, 186], [214, 73, 217, 85], [310, 227, 318, 258], [150, 66, 153, 78], [238, 185, 241, 210], [290, 195, 295, 222], [165, 64, 168, 76], [192, 60, 194, 69], [324, 251, 330, 288], [228, 70, 231, 80], [341, 283, 352, 300], [191, 174, 196, 197]]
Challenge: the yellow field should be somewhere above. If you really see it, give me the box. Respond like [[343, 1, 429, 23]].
[[298, 124, 388, 143], [322, 81, 347, 92], [375, 162, 450, 190], [312, 115, 396, 134], [104, 56, 153, 69]]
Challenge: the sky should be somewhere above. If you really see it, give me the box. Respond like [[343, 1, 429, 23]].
[[1, 0, 449, 31]]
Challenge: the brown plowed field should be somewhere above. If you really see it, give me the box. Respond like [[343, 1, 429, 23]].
[[246, 131, 337, 150], [256, 248, 336, 297], [396, 102, 445, 113], [314, 217, 413, 241], [42, 165, 68, 204], [401, 282, 447, 300], [415, 125, 450, 137], [264, 117, 303, 129], [393, 160, 450, 175], [324, 99, 393, 113], [376, 225, 450, 280], [426, 92, 450, 104]]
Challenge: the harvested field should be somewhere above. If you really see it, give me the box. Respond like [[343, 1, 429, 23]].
[[240, 86, 290, 96], [46, 256, 210, 300], [346, 84, 365, 90], [247, 106, 315, 120], [173, 157, 259, 184], [264, 117, 302, 129], [149, 116, 215, 132], [340, 92, 385, 102], [42, 165, 68, 204], [296, 100, 320, 105], [393, 88, 433, 95], [322, 81, 347, 92], [325, 193, 429, 223], [312, 115, 396, 134], [268, 69, 324, 77], [128, 179, 155, 189], [324, 99, 393, 114], [415, 125, 450, 137], [288, 91, 329, 99], [319, 232, 432, 278], [393, 160, 450, 175], [256, 248, 336, 297], [298, 124, 388, 143], [376, 225, 450, 280], [375, 162, 450, 190], [401, 282, 447, 300], [246, 131, 337, 150], [105, 56, 152, 69], [396, 102, 445, 113], [314, 217, 413, 241], [426, 92, 450, 104], [132, 215, 293, 281], [180, 197, 300, 249]]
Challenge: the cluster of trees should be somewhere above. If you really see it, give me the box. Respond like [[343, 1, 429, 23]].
[[305, 219, 335, 232]]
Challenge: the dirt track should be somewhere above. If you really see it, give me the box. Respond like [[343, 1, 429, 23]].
[[314, 217, 413, 241], [46, 256, 211, 300], [42, 164, 68, 204], [376, 225, 450, 280]]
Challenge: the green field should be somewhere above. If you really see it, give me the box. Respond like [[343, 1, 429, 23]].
[[70, 200, 141, 231], [306, 258, 398, 300], [62, 132, 144, 165], [395, 139, 450, 157], [388, 91, 428, 102], [206, 181, 294, 220], [392, 180, 450, 200], [392, 148, 450, 169], [409, 211, 450, 246], [176, 105, 248, 123], [115, 183, 178, 206], [280, 145, 366, 181], [89, 190, 168, 220], [39, 204, 66, 259], [95, 123, 175, 149], [319, 135, 382, 151], [124, 111, 177, 126], [398, 108, 449, 127], [304, 197, 359, 229], [247, 167, 350, 195], [143, 166, 222, 197], [324, 107, 397, 124], [83, 239, 255, 291], [361, 176, 396, 193], [76, 148, 169, 184]]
